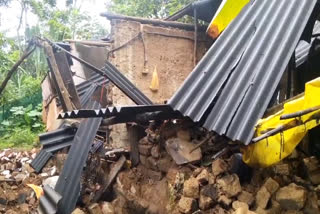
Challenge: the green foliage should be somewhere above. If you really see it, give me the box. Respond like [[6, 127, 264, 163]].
[[109, 0, 195, 19], [29, 0, 108, 41], [0, 103, 43, 149]]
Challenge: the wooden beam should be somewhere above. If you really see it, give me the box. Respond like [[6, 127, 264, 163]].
[[0, 46, 35, 96], [100, 12, 208, 31], [64, 39, 111, 47], [54, 52, 81, 109], [43, 43, 74, 111]]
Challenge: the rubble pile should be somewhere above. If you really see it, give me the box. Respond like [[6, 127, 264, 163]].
[[0, 149, 53, 213], [1, 121, 320, 214], [75, 121, 320, 214]]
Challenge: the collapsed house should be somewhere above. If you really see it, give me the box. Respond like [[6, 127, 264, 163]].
[[1, 0, 320, 213]]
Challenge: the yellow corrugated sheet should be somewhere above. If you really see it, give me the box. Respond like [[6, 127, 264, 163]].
[[207, 0, 250, 39], [242, 78, 320, 168]]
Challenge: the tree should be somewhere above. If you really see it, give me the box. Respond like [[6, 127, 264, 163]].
[[109, 0, 195, 19]]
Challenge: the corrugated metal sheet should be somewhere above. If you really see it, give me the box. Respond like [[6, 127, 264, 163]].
[[296, 21, 320, 67], [169, 0, 318, 144], [30, 150, 53, 173], [76, 73, 108, 99], [54, 101, 102, 214], [30, 126, 77, 173], [58, 104, 174, 119], [38, 185, 62, 214]]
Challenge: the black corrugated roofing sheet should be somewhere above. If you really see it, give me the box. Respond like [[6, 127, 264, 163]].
[[55, 101, 102, 214], [30, 126, 76, 173], [169, 0, 319, 145], [296, 21, 320, 67]]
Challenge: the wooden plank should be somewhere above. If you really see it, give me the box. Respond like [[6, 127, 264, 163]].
[[43, 43, 74, 111], [54, 52, 81, 109]]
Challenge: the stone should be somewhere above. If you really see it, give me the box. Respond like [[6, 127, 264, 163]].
[[196, 169, 209, 185], [21, 164, 34, 173], [19, 203, 29, 213], [157, 157, 172, 173], [146, 156, 158, 171], [201, 185, 218, 201], [255, 200, 281, 214], [232, 201, 249, 210], [5, 210, 17, 214], [199, 188, 214, 210], [55, 153, 67, 173], [303, 157, 320, 185], [237, 191, 254, 206], [303, 192, 319, 214], [183, 177, 199, 198], [177, 129, 191, 141], [72, 208, 86, 214], [217, 174, 242, 197], [288, 149, 299, 159], [178, 196, 198, 214], [151, 145, 160, 159], [146, 169, 163, 181], [0, 197, 6, 205], [43, 176, 59, 189], [88, 203, 103, 214], [218, 195, 232, 207], [138, 144, 153, 156], [307, 170, 320, 185], [101, 202, 115, 214], [166, 167, 180, 185], [276, 183, 307, 210], [274, 163, 290, 176], [17, 193, 27, 204], [263, 178, 279, 195], [211, 205, 229, 214], [212, 158, 228, 176], [303, 157, 319, 172], [192, 168, 203, 177], [256, 186, 271, 209], [281, 211, 303, 214], [14, 173, 26, 182], [233, 207, 257, 214], [139, 155, 147, 166]]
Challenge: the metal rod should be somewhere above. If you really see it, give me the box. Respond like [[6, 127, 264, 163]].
[[193, 7, 198, 67], [280, 105, 320, 120]]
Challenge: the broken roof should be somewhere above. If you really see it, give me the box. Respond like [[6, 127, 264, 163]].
[[169, 0, 320, 144]]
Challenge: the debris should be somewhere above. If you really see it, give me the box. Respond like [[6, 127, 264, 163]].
[[212, 158, 228, 176], [232, 201, 249, 211], [263, 178, 279, 195], [72, 208, 86, 214], [88, 203, 103, 214], [199, 188, 214, 210], [165, 138, 202, 165], [255, 186, 271, 209], [27, 184, 43, 199], [276, 183, 307, 210], [93, 155, 126, 202], [196, 169, 209, 185], [101, 202, 115, 214], [303, 157, 320, 185], [217, 174, 241, 197], [303, 192, 319, 214], [183, 177, 199, 199], [274, 163, 290, 176], [178, 196, 198, 214], [237, 191, 254, 206]]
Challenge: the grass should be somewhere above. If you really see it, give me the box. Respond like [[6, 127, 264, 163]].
[[0, 128, 40, 150]]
